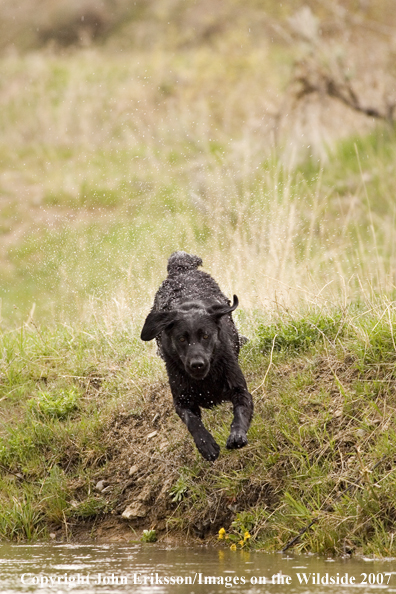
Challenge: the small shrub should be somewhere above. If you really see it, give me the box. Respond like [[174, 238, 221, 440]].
[[141, 529, 157, 543], [69, 496, 107, 519], [258, 314, 343, 355], [27, 387, 80, 420], [218, 525, 251, 550], [0, 496, 44, 541], [170, 475, 189, 503]]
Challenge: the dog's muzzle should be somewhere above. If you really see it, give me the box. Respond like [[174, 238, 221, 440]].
[[186, 358, 209, 379]]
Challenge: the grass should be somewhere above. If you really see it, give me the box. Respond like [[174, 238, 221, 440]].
[[1, 0, 396, 556], [1, 39, 396, 322], [1, 298, 396, 555]]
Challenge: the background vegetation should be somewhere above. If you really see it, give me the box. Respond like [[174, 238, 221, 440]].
[[1, 0, 396, 555]]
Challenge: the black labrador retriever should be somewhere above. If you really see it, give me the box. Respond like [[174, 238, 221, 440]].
[[141, 251, 253, 461]]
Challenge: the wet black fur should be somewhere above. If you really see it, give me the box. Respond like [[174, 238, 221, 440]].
[[141, 251, 253, 461]]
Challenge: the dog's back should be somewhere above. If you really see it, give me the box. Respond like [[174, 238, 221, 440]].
[[153, 251, 229, 311], [152, 251, 240, 353]]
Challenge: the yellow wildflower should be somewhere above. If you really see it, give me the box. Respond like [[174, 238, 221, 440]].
[[218, 528, 226, 540], [238, 540, 245, 546], [230, 544, 237, 551], [244, 531, 251, 540]]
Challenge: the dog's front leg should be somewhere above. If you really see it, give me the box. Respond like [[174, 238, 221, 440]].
[[226, 387, 253, 450], [174, 402, 220, 462]]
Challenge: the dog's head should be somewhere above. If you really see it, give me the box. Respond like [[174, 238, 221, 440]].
[[141, 296, 239, 380]]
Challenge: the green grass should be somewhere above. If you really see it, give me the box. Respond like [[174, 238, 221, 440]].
[[1, 3, 396, 554], [0, 317, 157, 540], [167, 301, 396, 556], [1, 300, 396, 554], [257, 311, 344, 354]]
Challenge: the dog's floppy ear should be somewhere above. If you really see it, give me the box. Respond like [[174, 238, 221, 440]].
[[207, 295, 239, 320], [141, 310, 178, 341]]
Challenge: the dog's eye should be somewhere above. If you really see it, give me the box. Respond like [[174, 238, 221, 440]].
[[179, 337, 186, 342], [203, 334, 209, 340]]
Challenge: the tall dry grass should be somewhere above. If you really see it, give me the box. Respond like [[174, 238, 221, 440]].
[[0, 16, 396, 324]]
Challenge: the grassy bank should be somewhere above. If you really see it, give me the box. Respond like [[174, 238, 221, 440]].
[[1, 0, 396, 556], [1, 296, 396, 556]]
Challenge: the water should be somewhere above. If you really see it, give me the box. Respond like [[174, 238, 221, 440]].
[[0, 543, 395, 593]]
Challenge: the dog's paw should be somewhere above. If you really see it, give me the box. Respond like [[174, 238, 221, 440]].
[[198, 436, 220, 462], [226, 432, 248, 450]]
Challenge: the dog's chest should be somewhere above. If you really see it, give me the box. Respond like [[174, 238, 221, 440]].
[[179, 377, 227, 409]]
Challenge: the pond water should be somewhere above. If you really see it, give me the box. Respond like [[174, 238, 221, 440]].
[[0, 543, 395, 593]]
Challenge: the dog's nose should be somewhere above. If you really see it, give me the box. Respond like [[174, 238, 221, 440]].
[[190, 359, 205, 370]]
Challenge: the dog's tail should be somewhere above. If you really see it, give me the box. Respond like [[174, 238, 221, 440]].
[[167, 251, 203, 274]]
